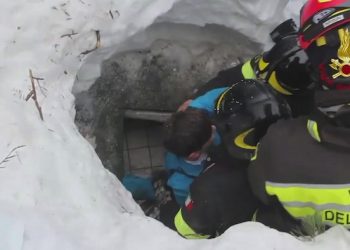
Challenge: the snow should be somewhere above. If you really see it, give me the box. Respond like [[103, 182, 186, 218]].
[[156, 0, 306, 49], [1, 0, 350, 249]]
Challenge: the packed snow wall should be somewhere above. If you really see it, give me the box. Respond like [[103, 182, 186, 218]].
[[4, 0, 350, 250]]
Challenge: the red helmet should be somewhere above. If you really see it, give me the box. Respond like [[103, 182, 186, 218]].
[[299, 0, 350, 49]]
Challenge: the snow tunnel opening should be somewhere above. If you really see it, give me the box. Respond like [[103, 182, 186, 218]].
[[72, 21, 261, 224]]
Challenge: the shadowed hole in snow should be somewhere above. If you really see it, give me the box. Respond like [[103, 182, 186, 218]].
[[72, 21, 260, 225]]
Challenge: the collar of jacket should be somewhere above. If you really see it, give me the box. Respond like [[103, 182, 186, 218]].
[[307, 111, 350, 150], [306, 89, 350, 149]]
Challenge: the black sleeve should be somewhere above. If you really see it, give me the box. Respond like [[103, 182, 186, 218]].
[[191, 63, 245, 99], [285, 91, 315, 117], [181, 164, 259, 237], [247, 143, 272, 205]]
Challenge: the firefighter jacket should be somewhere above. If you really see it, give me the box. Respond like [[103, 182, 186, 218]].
[[174, 162, 259, 239], [248, 116, 350, 228]]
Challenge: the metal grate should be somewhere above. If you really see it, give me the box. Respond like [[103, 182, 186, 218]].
[[123, 119, 165, 177]]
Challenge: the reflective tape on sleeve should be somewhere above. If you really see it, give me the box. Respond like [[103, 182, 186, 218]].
[[241, 60, 257, 79], [174, 209, 210, 239]]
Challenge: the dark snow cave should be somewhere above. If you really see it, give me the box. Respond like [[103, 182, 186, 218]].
[[72, 22, 260, 217]]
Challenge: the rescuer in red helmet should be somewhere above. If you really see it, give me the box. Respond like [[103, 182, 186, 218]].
[[248, 0, 350, 231]]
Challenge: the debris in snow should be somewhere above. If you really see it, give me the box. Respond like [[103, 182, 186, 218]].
[[26, 69, 44, 121], [80, 30, 101, 56], [0, 145, 26, 167]]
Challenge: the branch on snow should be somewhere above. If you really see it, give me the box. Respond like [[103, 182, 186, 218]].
[[109, 10, 114, 19], [109, 10, 120, 20], [60, 31, 79, 39], [0, 145, 26, 168], [26, 69, 44, 121], [80, 30, 101, 56]]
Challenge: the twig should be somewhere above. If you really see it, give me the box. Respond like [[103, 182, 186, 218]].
[[28, 69, 44, 121], [0, 145, 26, 167], [26, 76, 46, 98], [15, 149, 23, 165], [32, 76, 44, 81], [60, 31, 79, 39], [63, 10, 70, 17], [109, 10, 114, 19], [25, 90, 34, 101], [80, 30, 101, 55], [35, 78, 47, 97], [115, 10, 120, 18], [108, 9, 120, 20]]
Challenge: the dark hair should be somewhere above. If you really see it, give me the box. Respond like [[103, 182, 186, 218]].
[[163, 109, 212, 157]]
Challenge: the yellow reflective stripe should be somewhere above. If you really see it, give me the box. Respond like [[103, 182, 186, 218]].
[[215, 87, 232, 112], [329, 8, 350, 17], [241, 60, 256, 79], [258, 57, 269, 71], [268, 71, 292, 95], [266, 182, 350, 206], [250, 143, 259, 161], [174, 209, 210, 239], [283, 206, 316, 218], [316, 36, 326, 46], [307, 120, 321, 142], [234, 128, 257, 150], [284, 206, 350, 228], [266, 182, 350, 227], [318, 0, 332, 2]]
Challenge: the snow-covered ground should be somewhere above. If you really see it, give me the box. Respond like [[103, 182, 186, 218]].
[[1, 0, 350, 249]]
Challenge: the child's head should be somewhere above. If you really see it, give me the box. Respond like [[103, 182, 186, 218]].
[[163, 109, 215, 161]]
